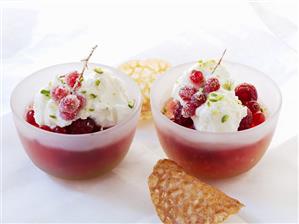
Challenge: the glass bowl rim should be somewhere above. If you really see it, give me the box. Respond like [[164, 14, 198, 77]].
[[10, 62, 142, 137], [150, 60, 282, 136]]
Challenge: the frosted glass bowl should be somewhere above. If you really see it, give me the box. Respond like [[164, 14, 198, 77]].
[[151, 61, 282, 179], [11, 63, 141, 179]]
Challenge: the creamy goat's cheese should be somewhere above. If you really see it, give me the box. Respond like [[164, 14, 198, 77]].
[[171, 61, 247, 132], [33, 67, 133, 128]]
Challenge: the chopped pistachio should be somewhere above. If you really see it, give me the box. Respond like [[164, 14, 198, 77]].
[[49, 115, 57, 119], [221, 114, 229, 123], [223, 80, 234, 91], [89, 108, 95, 112], [40, 89, 50, 97], [128, 99, 135, 109], [207, 101, 211, 107], [162, 107, 167, 114], [81, 90, 87, 94], [94, 67, 104, 74], [95, 79, 101, 86], [208, 93, 224, 102], [89, 93, 97, 99]]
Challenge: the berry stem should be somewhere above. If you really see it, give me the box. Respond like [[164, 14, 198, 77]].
[[72, 45, 98, 91], [211, 49, 227, 74]]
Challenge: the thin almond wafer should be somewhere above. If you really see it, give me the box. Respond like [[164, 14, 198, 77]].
[[119, 59, 171, 120], [148, 159, 244, 224]]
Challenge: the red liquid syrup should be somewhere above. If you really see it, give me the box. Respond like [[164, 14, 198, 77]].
[[156, 127, 274, 178], [18, 130, 135, 179]]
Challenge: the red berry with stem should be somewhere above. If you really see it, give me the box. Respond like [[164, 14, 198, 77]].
[[190, 92, 207, 107], [189, 70, 205, 86], [238, 108, 253, 131], [204, 77, 220, 93], [235, 83, 257, 104], [66, 118, 96, 134], [66, 71, 81, 89], [51, 86, 69, 102], [245, 100, 261, 114], [26, 109, 38, 126], [252, 112, 266, 127], [179, 86, 197, 101]]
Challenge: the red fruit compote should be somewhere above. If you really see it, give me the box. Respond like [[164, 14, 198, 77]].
[[151, 60, 281, 178], [11, 63, 141, 179]]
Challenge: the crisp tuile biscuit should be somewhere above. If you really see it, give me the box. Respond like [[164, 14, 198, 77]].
[[148, 159, 244, 224], [119, 59, 171, 120]]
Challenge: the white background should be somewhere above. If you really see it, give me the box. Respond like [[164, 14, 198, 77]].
[[1, 0, 298, 223]]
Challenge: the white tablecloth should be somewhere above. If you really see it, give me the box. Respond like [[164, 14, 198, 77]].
[[1, 0, 298, 223]]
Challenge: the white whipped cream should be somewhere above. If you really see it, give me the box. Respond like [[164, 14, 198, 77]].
[[33, 67, 133, 128], [171, 61, 247, 132]]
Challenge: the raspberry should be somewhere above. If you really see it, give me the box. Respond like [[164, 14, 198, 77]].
[[252, 112, 266, 127], [66, 71, 81, 89], [204, 77, 220, 93], [179, 86, 197, 101], [182, 102, 197, 118], [238, 108, 253, 131], [26, 109, 38, 126], [245, 100, 261, 114], [235, 83, 257, 104], [190, 92, 207, 107], [66, 118, 96, 134], [172, 103, 194, 128], [189, 70, 205, 86], [52, 126, 67, 134], [51, 86, 69, 102]]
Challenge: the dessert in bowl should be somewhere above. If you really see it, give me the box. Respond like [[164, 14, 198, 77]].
[[150, 58, 281, 178], [11, 53, 141, 179]]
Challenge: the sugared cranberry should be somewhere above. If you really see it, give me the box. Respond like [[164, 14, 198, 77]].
[[179, 86, 197, 101], [238, 109, 253, 131], [60, 112, 77, 121], [163, 99, 180, 119], [252, 112, 266, 127], [190, 92, 207, 107], [245, 100, 261, 114], [52, 126, 67, 134], [66, 118, 96, 134], [66, 71, 81, 89], [40, 125, 52, 132], [172, 103, 194, 128], [204, 77, 220, 93], [76, 94, 86, 110], [26, 109, 38, 126], [235, 83, 257, 104], [182, 102, 197, 118], [51, 86, 69, 102], [190, 70, 205, 86], [59, 95, 80, 119]]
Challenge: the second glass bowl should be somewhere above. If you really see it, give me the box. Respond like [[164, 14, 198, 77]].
[[151, 61, 282, 179]]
